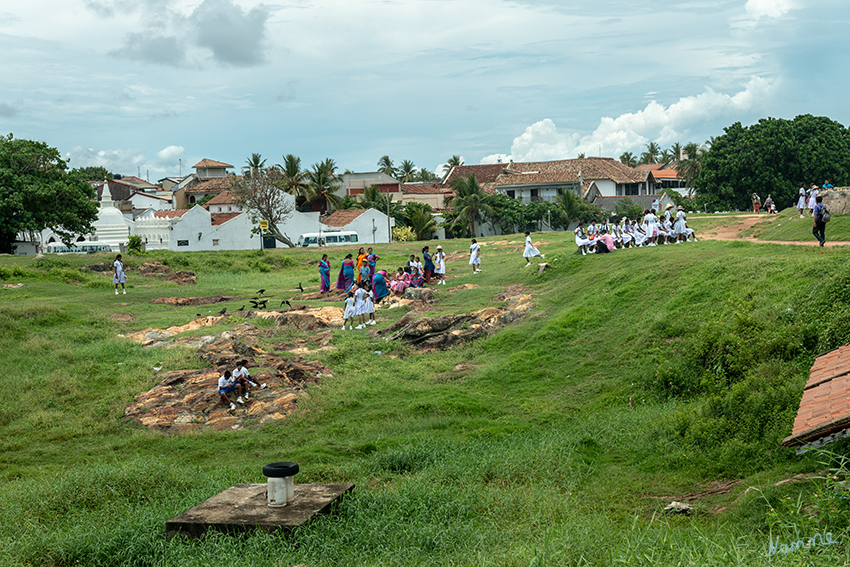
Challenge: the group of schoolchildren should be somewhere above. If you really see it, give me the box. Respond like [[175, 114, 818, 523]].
[[342, 279, 379, 330], [796, 182, 833, 219], [217, 360, 266, 411], [389, 245, 448, 294], [573, 205, 698, 256]]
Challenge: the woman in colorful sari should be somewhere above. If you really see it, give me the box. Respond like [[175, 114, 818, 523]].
[[422, 246, 435, 283], [355, 247, 368, 283], [336, 253, 356, 292], [367, 247, 379, 283], [319, 254, 331, 293], [373, 270, 390, 303], [390, 267, 411, 295]]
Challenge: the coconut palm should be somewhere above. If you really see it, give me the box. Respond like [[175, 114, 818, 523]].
[[377, 155, 397, 179], [278, 154, 314, 205], [244, 153, 266, 177], [669, 142, 683, 162], [398, 159, 417, 183], [555, 190, 582, 228], [405, 203, 438, 240], [619, 152, 637, 168], [446, 173, 494, 237], [639, 141, 661, 165], [307, 158, 343, 214], [439, 155, 464, 180], [415, 168, 439, 182], [676, 142, 704, 197]]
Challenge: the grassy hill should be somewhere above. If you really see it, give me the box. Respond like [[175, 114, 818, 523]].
[[2, 236, 850, 566]]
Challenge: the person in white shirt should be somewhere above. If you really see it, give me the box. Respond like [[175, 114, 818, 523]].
[[342, 291, 356, 330], [113, 254, 126, 295], [233, 360, 265, 398], [433, 245, 447, 285], [522, 232, 545, 267], [574, 223, 592, 256], [469, 239, 481, 273], [218, 370, 244, 411]]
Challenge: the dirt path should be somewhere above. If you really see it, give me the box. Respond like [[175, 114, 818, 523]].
[[699, 214, 848, 247]]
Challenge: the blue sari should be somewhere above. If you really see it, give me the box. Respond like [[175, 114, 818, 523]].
[[319, 260, 330, 292], [373, 272, 390, 302]]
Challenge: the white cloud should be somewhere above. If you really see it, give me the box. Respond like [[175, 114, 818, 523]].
[[65, 146, 147, 172], [155, 145, 185, 163], [481, 77, 773, 164], [745, 0, 796, 19]]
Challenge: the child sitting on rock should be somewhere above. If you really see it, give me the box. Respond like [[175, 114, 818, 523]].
[[233, 360, 265, 398], [218, 370, 244, 411]]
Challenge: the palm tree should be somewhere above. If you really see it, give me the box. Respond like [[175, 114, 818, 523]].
[[670, 142, 683, 162], [660, 149, 674, 163], [555, 190, 582, 229], [398, 159, 416, 182], [377, 155, 397, 179], [446, 173, 493, 237], [639, 141, 661, 165], [439, 155, 464, 180], [619, 152, 637, 168], [405, 203, 438, 240], [415, 168, 439, 182], [278, 154, 314, 206], [576, 152, 586, 159], [307, 158, 343, 214], [244, 153, 266, 177], [676, 142, 704, 197]]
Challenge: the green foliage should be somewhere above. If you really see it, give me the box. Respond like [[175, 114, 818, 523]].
[[392, 225, 416, 242], [614, 197, 643, 217], [446, 173, 494, 237], [126, 235, 143, 255], [71, 165, 113, 182], [404, 203, 438, 240], [697, 115, 850, 210], [0, 135, 99, 254]]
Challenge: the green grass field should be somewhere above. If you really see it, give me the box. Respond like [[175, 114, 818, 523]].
[[2, 236, 850, 566]]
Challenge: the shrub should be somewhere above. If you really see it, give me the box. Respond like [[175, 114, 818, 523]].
[[127, 235, 143, 255], [393, 226, 416, 242], [32, 257, 74, 271]]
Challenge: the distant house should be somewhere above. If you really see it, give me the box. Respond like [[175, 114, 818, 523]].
[[173, 159, 236, 208], [120, 176, 160, 192], [341, 172, 401, 198], [321, 208, 393, 244], [635, 163, 690, 195], [592, 194, 677, 216], [128, 191, 172, 212], [400, 183, 453, 210], [204, 190, 245, 214]]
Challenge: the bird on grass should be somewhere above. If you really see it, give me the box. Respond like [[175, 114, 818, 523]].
[[298, 282, 304, 292], [280, 300, 291, 309], [237, 305, 245, 311], [196, 313, 202, 317], [218, 307, 227, 315], [257, 289, 266, 296], [257, 299, 268, 309]]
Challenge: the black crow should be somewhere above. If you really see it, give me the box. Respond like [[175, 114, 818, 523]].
[[237, 305, 245, 311], [298, 282, 304, 292], [218, 307, 227, 315], [257, 289, 266, 296]]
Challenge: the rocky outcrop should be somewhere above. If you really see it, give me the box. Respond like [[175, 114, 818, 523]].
[[138, 262, 172, 275], [121, 316, 226, 347], [166, 270, 197, 285], [124, 353, 332, 432], [377, 294, 533, 349], [402, 287, 434, 302], [822, 188, 850, 214], [153, 295, 236, 306]]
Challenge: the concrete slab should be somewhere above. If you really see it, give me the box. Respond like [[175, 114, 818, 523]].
[[166, 482, 355, 539]]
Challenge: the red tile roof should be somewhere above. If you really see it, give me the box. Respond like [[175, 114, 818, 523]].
[[322, 209, 368, 227], [783, 345, 850, 447], [184, 176, 237, 194], [444, 164, 507, 185], [193, 159, 234, 169], [154, 209, 190, 219], [402, 183, 452, 194], [210, 212, 242, 226], [205, 191, 240, 205], [650, 169, 683, 180]]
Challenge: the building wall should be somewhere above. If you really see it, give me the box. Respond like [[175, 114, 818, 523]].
[[326, 209, 394, 245], [400, 193, 447, 209], [130, 194, 172, 211]]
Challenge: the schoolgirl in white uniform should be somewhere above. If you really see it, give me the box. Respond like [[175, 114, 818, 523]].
[[674, 206, 687, 242], [574, 223, 592, 256], [342, 292, 356, 330], [522, 232, 544, 267], [354, 283, 368, 329], [807, 184, 819, 215], [469, 239, 481, 274], [433, 245, 446, 285], [364, 285, 376, 325], [797, 185, 807, 217], [113, 254, 126, 295], [643, 210, 658, 246]]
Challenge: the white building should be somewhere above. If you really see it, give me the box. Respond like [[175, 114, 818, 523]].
[[128, 191, 173, 212], [321, 208, 394, 245]]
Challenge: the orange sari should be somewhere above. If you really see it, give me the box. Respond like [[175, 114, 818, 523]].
[[355, 253, 368, 282]]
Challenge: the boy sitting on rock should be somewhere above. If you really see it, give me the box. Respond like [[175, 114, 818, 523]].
[[233, 359, 265, 398], [218, 370, 245, 411]]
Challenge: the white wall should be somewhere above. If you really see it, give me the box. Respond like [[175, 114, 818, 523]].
[[130, 193, 172, 211], [332, 209, 394, 244]]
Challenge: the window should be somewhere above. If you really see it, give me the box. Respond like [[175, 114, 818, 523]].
[[212, 239, 220, 246], [507, 190, 515, 199], [177, 240, 189, 247], [326, 235, 338, 243]]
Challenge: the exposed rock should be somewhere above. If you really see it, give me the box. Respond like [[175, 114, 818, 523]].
[[86, 263, 109, 272], [166, 270, 197, 285], [122, 316, 225, 346], [664, 501, 693, 515], [138, 262, 173, 275], [2, 283, 24, 288], [402, 287, 435, 302], [537, 262, 550, 275], [111, 313, 136, 322], [377, 294, 533, 349], [251, 307, 344, 331], [124, 347, 331, 432], [153, 295, 236, 306], [450, 284, 479, 291]]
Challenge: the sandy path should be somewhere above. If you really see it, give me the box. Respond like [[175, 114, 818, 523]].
[[698, 214, 848, 247]]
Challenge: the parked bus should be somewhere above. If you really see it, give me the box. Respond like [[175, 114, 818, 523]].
[[297, 231, 359, 247], [46, 242, 114, 254]]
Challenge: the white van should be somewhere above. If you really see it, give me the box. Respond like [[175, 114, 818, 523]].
[[297, 231, 359, 247], [46, 242, 114, 254]]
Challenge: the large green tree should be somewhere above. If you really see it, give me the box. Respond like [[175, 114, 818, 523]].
[[229, 167, 296, 247], [0, 135, 99, 254], [696, 115, 850, 210]]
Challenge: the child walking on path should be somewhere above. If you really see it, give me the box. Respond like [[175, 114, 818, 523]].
[[469, 239, 481, 274], [522, 232, 544, 267], [113, 254, 126, 294]]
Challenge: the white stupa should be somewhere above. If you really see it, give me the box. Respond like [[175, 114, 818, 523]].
[[91, 181, 132, 250]]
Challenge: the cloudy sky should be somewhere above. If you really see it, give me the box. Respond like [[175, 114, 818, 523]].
[[1, 0, 847, 180]]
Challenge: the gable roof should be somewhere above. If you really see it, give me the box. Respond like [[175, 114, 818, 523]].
[[401, 183, 452, 194], [129, 191, 170, 201], [184, 176, 236, 194], [211, 212, 242, 226], [444, 163, 507, 186], [193, 159, 234, 169], [154, 209, 190, 219], [322, 209, 368, 227], [205, 191, 240, 205]]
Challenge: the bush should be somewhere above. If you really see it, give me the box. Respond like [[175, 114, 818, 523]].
[[393, 226, 416, 242], [32, 257, 74, 271], [126, 235, 143, 255]]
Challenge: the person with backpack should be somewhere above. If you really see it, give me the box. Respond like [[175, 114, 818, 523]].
[[813, 195, 828, 247]]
